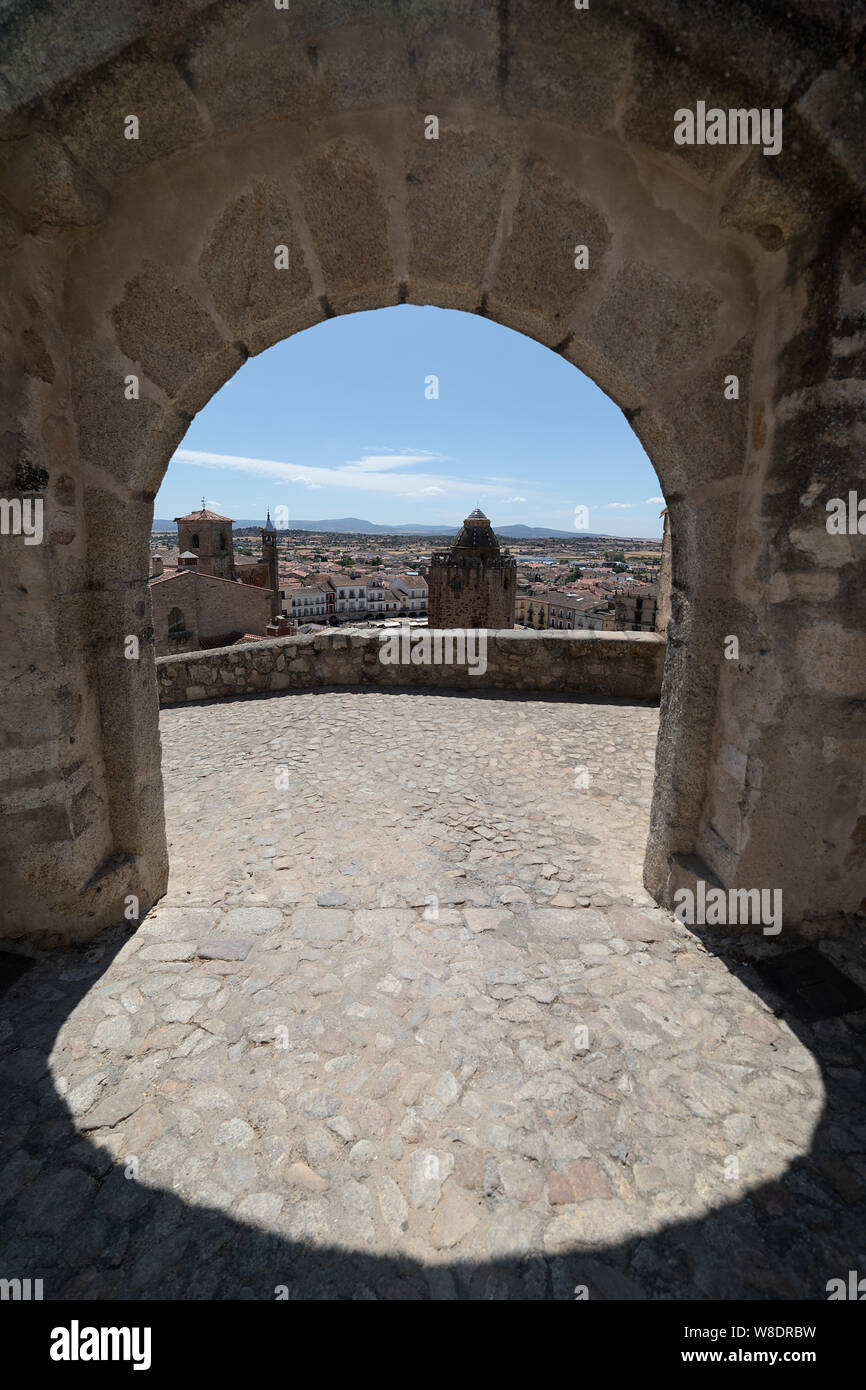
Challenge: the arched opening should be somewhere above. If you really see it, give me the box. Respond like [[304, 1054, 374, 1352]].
[[1, 0, 863, 1307], [166, 607, 186, 636], [3, 73, 861, 945], [151, 303, 667, 914]]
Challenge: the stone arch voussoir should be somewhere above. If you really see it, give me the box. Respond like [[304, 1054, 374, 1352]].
[[1, 2, 864, 941]]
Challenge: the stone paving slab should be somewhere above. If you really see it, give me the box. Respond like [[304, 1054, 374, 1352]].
[[1, 689, 865, 1299]]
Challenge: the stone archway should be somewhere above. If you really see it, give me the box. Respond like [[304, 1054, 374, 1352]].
[[1, 1, 863, 942]]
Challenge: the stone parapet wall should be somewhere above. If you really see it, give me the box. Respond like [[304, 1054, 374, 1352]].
[[155, 630, 666, 705], [5, 0, 862, 939]]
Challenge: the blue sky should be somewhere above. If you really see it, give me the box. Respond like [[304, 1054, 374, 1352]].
[[156, 306, 664, 538]]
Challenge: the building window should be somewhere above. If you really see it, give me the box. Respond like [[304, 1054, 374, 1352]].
[[191, 533, 199, 549], [167, 607, 186, 635], [220, 533, 227, 551]]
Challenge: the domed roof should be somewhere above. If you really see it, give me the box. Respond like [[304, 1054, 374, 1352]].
[[451, 510, 500, 557]]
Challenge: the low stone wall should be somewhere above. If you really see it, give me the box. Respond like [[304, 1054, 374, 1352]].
[[155, 629, 666, 705]]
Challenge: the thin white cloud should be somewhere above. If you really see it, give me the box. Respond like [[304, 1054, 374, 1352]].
[[606, 502, 633, 509], [173, 449, 513, 501], [342, 451, 445, 473], [644, 495, 665, 504], [503, 495, 526, 503]]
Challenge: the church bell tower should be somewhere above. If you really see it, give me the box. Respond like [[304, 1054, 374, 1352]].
[[261, 511, 280, 618]]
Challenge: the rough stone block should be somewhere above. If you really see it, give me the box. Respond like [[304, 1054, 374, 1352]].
[[0, 134, 108, 230], [185, 5, 319, 134], [508, 0, 632, 129], [291, 908, 352, 941], [406, 129, 514, 306], [620, 36, 747, 183], [301, 139, 393, 309], [528, 909, 613, 941], [197, 939, 252, 961], [59, 55, 207, 184], [200, 180, 314, 352], [797, 68, 866, 189], [587, 261, 721, 398], [111, 261, 228, 399], [489, 158, 610, 344]]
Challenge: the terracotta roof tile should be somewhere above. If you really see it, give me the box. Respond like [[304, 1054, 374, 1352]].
[[174, 507, 233, 523]]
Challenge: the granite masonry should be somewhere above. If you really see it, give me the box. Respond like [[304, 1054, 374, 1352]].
[[426, 510, 517, 630], [1, 2, 864, 941], [156, 630, 667, 706]]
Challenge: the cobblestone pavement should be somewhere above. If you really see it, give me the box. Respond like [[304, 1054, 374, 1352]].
[[2, 689, 865, 1300]]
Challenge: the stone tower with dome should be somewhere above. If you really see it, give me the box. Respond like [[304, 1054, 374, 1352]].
[[427, 509, 516, 629]]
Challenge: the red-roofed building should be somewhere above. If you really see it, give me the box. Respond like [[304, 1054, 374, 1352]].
[[150, 569, 272, 655], [150, 504, 277, 654]]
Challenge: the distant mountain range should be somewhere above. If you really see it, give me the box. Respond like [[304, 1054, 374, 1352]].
[[152, 516, 619, 540]]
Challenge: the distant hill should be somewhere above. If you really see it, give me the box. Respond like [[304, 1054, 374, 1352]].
[[152, 516, 612, 539]]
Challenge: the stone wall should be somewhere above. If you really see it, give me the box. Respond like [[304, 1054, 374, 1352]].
[[150, 569, 271, 656], [2, 0, 864, 940], [156, 630, 666, 705], [427, 560, 517, 631], [656, 512, 672, 635]]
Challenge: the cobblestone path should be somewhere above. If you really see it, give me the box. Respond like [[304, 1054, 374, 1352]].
[[2, 689, 865, 1299]]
